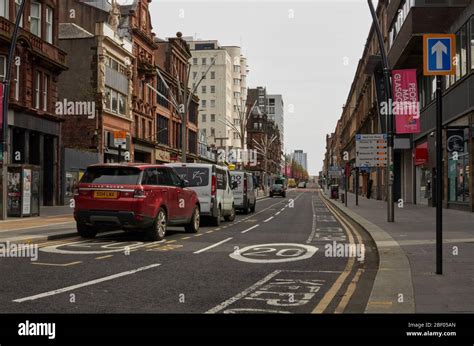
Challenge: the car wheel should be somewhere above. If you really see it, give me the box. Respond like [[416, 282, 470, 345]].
[[250, 201, 256, 213], [147, 208, 167, 241], [225, 205, 236, 222], [185, 206, 200, 233], [211, 206, 221, 226], [243, 200, 250, 214], [77, 223, 97, 239]]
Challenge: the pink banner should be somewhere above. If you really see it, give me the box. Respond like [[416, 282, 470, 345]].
[[392, 69, 420, 134]]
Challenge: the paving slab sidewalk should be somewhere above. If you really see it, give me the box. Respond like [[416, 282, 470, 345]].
[[324, 189, 474, 313]]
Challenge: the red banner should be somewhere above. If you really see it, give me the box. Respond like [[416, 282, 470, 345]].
[[392, 69, 420, 134]]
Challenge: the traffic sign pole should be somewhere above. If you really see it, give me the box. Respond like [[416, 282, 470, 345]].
[[423, 33, 455, 275], [435, 75, 443, 275]]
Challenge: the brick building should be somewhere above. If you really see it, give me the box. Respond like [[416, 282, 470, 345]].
[[1, 0, 68, 211]]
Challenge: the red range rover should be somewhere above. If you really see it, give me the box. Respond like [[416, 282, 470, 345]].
[[74, 164, 200, 240]]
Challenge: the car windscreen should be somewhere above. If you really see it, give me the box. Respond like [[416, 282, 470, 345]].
[[80, 167, 141, 185], [173, 167, 210, 187], [275, 179, 285, 185], [272, 184, 283, 188]]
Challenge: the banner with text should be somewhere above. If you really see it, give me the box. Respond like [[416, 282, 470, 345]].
[[392, 69, 420, 134]]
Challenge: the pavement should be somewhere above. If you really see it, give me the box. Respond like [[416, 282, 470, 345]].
[[0, 189, 379, 313], [323, 188, 474, 313]]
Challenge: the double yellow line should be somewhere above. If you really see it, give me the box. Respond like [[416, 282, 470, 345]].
[[312, 192, 365, 314]]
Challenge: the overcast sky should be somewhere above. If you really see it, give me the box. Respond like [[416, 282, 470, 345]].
[[144, 0, 373, 175]]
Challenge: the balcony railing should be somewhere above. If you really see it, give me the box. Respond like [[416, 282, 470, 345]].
[[0, 17, 67, 67]]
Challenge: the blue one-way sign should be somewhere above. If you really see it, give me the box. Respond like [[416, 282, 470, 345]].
[[423, 34, 455, 76]]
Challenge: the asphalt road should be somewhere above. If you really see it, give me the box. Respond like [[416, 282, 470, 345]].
[[0, 189, 378, 313]]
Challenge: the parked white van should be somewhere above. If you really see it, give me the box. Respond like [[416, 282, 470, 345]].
[[166, 163, 237, 226], [230, 171, 256, 214]]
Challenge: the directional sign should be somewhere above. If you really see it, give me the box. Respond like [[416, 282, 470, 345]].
[[356, 134, 387, 168], [423, 34, 455, 76]]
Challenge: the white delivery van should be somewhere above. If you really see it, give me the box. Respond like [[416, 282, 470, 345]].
[[230, 171, 256, 214], [166, 163, 237, 226]]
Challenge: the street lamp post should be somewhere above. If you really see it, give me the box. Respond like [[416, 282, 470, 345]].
[[1, 0, 26, 220], [367, 0, 395, 222]]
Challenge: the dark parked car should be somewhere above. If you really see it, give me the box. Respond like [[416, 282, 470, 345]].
[[74, 164, 200, 241], [270, 183, 286, 198]]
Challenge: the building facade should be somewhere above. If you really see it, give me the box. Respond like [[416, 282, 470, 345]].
[[292, 150, 308, 172], [1, 0, 68, 210], [154, 33, 200, 163], [266, 94, 284, 147], [58, 0, 134, 203], [323, 0, 474, 212]]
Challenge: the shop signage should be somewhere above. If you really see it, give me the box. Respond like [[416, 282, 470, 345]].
[[447, 129, 464, 152], [113, 131, 127, 147], [392, 69, 420, 134], [155, 149, 171, 162], [355, 134, 387, 167]]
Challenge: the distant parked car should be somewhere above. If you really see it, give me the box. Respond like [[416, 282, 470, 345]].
[[74, 164, 200, 241], [288, 178, 297, 188], [298, 182, 307, 188], [270, 183, 286, 198], [230, 171, 256, 214], [166, 163, 237, 226]]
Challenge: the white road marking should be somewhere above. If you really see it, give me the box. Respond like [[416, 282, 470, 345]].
[[241, 224, 260, 234], [206, 270, 282, 314], [13, 263, 161, 303], [263, 216, 274, 223], [275, 211, 281, 216], [193, 237, 233, 254], [230, 243, 318, 264]]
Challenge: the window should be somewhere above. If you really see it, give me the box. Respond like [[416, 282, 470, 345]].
[[201, 100, 206, 108], [234, 92, 240, 99], [233, 65, 240, 73], [34, 71, 41, 109], [471, 17, 474, 70], [234, 119, 240, 126], [30, 2, 41, 38], [105, 88, 111, 110], [134, 116, 139, 137], [202, 85, 206, 93], [118, 93, 126, 115], [201, 72, 206, 79], [210, 85, 215, 93], [210, 71, 215, 79], [188, 130, 197, 154], [210, 100, 215, 108], [0, 0, 8, 19], [157, 115, 169, 145], [193, 72, 197, 79], [0, 55, 6, 80], [141, 118, 146, 139], [14, 63, 20, 100], [210, 114, 215, 122], [148, 120, 152, 140], [111, 90, 118, 113], [201, 114, 206, 122], [46, 7, 53, 44], [15, 0, 23, 27], [193, 58, 198, 65], [202, 58, 207, 65], [43, 75, 48, 111], [233, 78, 240, 86], [233, 132, 239, 139], [211, 128, 215, 136]]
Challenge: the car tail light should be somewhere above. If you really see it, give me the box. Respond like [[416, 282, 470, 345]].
[[77, 188, 89, 196], [134, 186, 147, 198], [211, 175, 217, 196]]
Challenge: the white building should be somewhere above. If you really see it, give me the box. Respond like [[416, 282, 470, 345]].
[[186, 39, 248, 149], [266, 94, 284, 147], [292, 150, 308, 172]]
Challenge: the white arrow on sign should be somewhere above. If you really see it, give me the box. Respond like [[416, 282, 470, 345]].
[[432, 40, 447, 69]]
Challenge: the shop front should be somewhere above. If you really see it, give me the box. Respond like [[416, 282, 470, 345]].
[[415, 141, 430, 205]]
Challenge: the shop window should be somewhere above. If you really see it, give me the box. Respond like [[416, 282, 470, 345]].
[[447, 128, 470, 203]]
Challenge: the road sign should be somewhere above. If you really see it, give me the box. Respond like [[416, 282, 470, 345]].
[[356, 134, 387, 168], [113, 131, 127, 147], [328, 166, 342, 177], [423, 34, 456, 76]]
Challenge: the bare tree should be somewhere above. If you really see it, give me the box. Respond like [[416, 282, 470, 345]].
[[252, 133, 278, 191], [148, 55, 216, 163]]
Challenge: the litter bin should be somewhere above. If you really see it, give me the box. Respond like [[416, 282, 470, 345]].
[[330, 185, 339, 199]]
